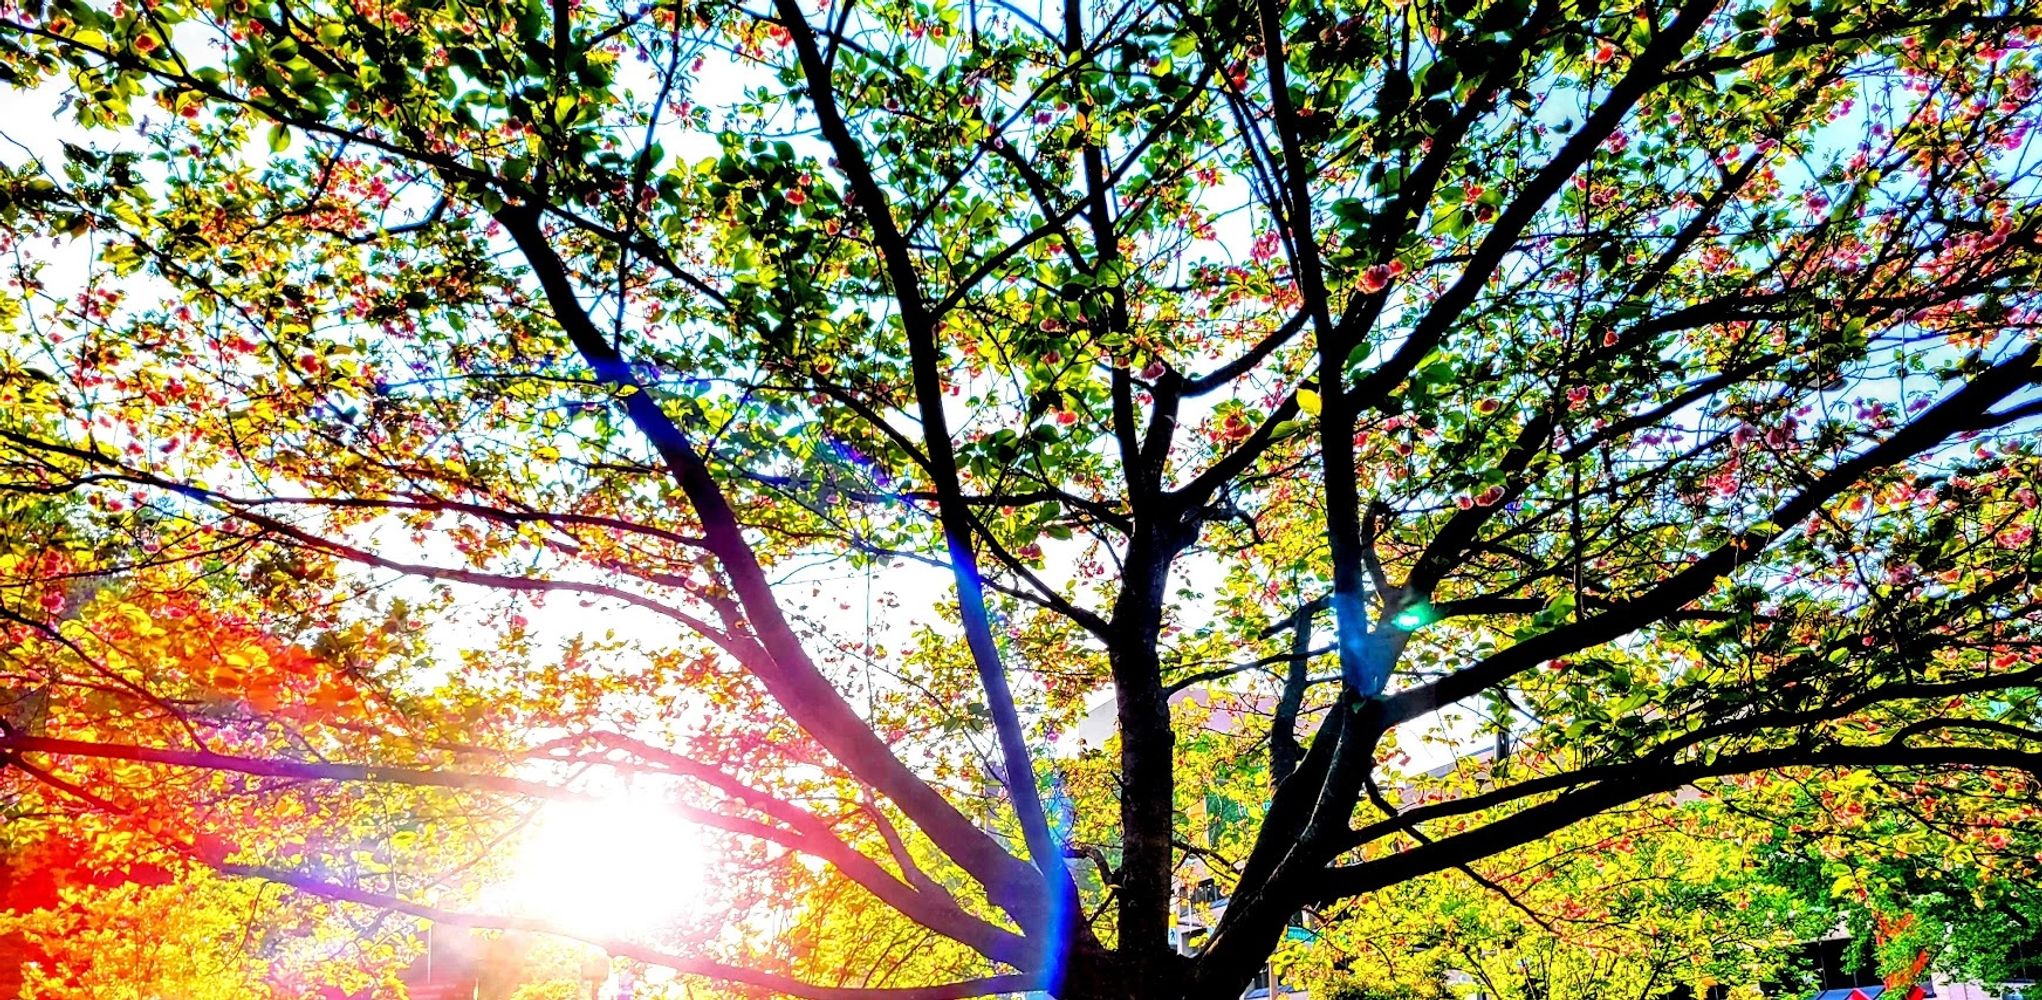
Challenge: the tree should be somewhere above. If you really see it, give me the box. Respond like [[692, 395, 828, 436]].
[[1, 0, 2041, 995], [1271, 758, 2042, 1000], [0, 418, 542, 996]]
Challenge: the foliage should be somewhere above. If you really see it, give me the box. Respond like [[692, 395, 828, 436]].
[[0, 0, 2040, 996], [0, 414, 524, 993], [1276, 782, 2042, 1000]]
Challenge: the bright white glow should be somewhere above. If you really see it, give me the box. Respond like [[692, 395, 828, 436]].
[[489, 788, 704, 939]]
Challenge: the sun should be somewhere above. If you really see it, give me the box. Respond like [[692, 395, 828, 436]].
[[489, 786, 706, 940]]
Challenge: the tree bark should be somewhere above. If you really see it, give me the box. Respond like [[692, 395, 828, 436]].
[[1107, 521, 1191, 970]]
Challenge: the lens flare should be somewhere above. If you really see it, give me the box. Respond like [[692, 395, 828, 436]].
[[489, 789, 703, 939]]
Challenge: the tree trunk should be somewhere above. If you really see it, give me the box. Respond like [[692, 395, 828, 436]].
[[1058, 944, 1203, 1000], [1107, 524, 1189, 971]]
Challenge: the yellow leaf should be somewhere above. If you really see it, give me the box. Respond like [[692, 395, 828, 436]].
[[116, 603, 154, 633], [1296, 389, 1322, 416]]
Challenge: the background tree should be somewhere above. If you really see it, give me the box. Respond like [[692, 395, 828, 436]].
[[2, 0, 2042, 996], [0, 409, 550, 997], [1270, 755, 2042, 1000]]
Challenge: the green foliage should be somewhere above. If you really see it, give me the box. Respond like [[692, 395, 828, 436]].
[[1, 0, 2040, 996]]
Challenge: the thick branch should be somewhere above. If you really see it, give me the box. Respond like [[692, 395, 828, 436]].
[[491, 206, 1047, 931], [763, 0, 1069, 905], [0, 731, 1031, 967]]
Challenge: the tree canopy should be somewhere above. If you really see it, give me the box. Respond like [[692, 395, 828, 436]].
[[2, 0, 2042, 995]]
